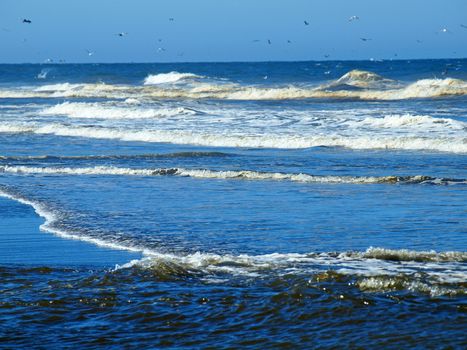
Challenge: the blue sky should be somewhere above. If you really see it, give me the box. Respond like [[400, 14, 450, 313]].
[[0, 0, 466, 63]]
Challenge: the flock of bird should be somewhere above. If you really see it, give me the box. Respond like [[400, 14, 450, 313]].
[[11, 15, 467, 62]]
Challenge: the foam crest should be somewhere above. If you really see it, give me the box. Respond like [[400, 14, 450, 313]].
[[355, 114, 466, 130], [39, 102, 198, 119], [1, 165, 464, 185], [118, 248, 467, 292], [325, 69, 398, 89], [0, 188, 464, 294], [35, 83, 84, 92], [143, 72, 202, 85], [0, 188, 146, 254], [361, 247, 467, 262], [2, 71, 467, 101], [1, 123, 465, 153]]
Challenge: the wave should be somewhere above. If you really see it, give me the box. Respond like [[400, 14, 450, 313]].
[[0, 187, 142, 254], [323, 69, 399, 90], [2, 70, 467, 101], [349, 114, 466, 130], [0, 152, 230, 161], [39, 102, 199, 119], [1, 165, 465, 185], [143, 71, 202, 85], [1, 188, 464, 295], [1, 123, 466, 153]]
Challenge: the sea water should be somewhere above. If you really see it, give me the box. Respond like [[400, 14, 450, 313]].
[[0, 60, 466, 348]]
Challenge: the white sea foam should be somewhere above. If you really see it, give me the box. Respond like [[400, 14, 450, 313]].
[[352, 114, 466, 130], [143, 71, 202, 85], [0, 123, 465, 153], [1, 165, 463, 185], [324, 69, 398, 89], [0, 188, 144, 254], [3, 70, 466, 100], [0, 188, 464, 293], [39, 102, 198, 119], [35, 83, 83, 92]]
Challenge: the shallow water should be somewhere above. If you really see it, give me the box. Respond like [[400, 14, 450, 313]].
[[0, 60, 466, 348]]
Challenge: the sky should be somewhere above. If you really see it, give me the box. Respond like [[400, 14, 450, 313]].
[[0, 0, 466, 63]]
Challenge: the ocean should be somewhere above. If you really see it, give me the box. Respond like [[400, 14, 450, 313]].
[[0, 60, 466, 348]]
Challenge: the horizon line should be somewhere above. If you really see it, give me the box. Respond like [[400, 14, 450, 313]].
[[1, 57, 466, 65]]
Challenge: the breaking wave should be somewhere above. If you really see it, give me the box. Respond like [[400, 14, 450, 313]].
[[349, 114, 466, 130], [143, 71, 202, 85], [2, 70, 467, 101], [0, 123, 466, 153], [1, 165, 465, 185], [0, 152, 229, 161], [323, 69, 399, 90], [0, 188, 464, 296], [39, 102, 199, 119]]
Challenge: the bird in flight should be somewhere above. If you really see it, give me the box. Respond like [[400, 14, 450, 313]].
[[324, 54, 330, 58], [169, 18, 174, 21], [116, 32, 128, 37], [157, 47, 166, 52], [287, 40, 292, 44], [22, 19, 32, 24], [438, 28, 451, 34], [360, 37, 372, 41], [348, 16, 359, 22], [86, 50, 94, 56], [267, 39, 272, 44], [304, 20, 309, 26], [416, 39, 423, 43]]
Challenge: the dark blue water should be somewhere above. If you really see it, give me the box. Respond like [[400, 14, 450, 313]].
[[0, 60, 466, 348]]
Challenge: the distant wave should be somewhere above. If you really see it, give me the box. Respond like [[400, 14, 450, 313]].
[[322, 69, 400, 90], [2, 70, 467, 100], [0, 122, 466, 153], [2, 165, 465, 185], [39, 102, 199, 119], [143, 71, 202, 85]]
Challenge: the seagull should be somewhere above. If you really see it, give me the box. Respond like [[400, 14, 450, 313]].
[[169, 18, 174, 21], [267, 39, 271, 44], [116, 32, 128, 37], [86, 49, 94, 56], [22, 19, 32, 24], [304, 20, 309, 26], [157, 47, 166, 52], [360, 37, 372, 41], [287, 40, 292, 44], [324, 54, 330, 58], [438, 28, 451, 34], [348, 16, 359, 22], [416, 39, 423, 43]]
